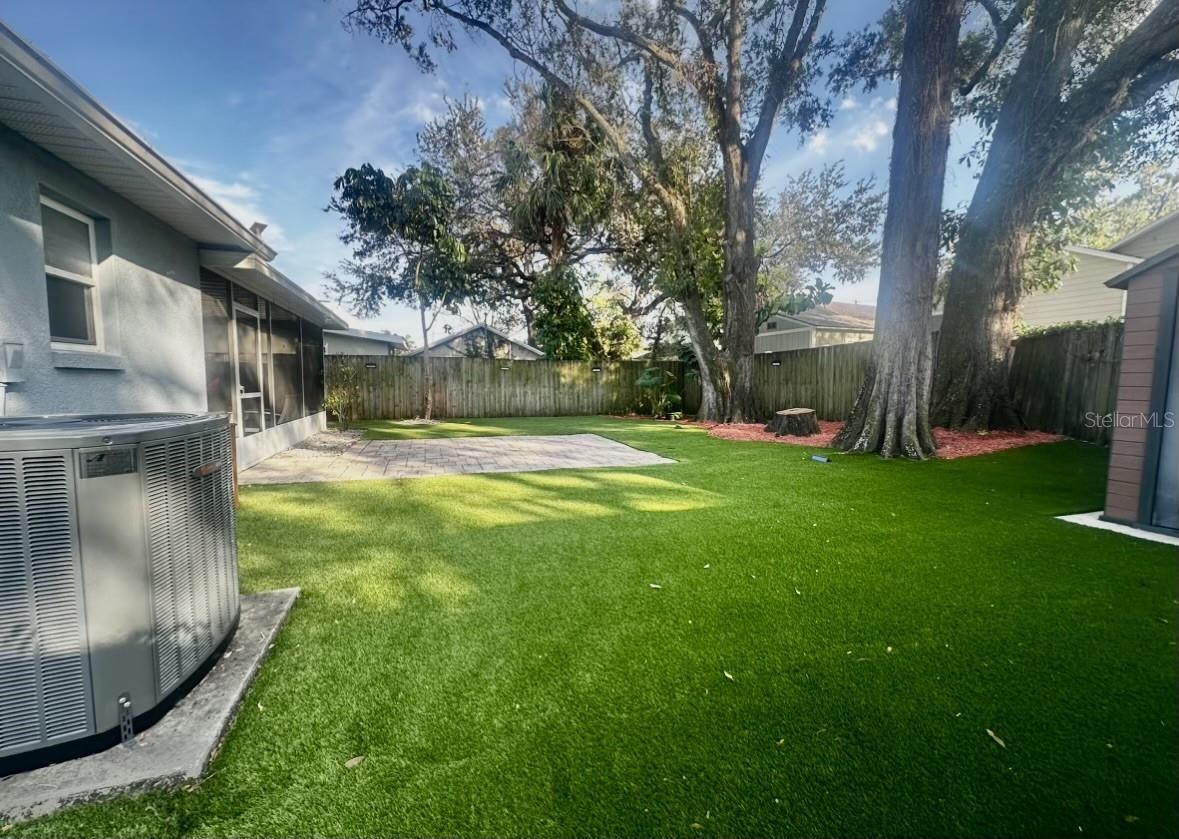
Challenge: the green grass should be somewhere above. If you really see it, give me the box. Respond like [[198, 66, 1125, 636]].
[[11, 417, 1177, 838]]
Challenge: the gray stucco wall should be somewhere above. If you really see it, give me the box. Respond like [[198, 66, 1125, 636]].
[[0, 125, 207, 415], [323, 332, 398, 356]]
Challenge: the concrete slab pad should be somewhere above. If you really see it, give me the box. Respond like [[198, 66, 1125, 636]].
[[1057, 511, 1179, 546], [240, 432, 675, 485], [0, 588, 300, 825]]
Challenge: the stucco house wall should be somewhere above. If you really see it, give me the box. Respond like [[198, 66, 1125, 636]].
[[0, 124, 206, 415]]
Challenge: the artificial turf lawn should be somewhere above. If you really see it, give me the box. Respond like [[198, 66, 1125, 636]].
[[9, 417, 1177, 837]]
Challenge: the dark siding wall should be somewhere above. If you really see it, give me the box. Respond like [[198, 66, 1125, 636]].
[[1104, 267, 1169, 523]]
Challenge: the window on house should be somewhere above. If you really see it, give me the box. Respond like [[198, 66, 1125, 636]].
[[767, 320, 778, 330], [42, 199, 100, 347]]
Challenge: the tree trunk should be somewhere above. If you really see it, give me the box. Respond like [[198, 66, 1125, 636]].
[[413, 257, 434, 420], [418, 301, 433, 421], [929, 178, 1035, 430], [834, 0, 962, 458], [680, 286, 730, 422], [521, 302, 535, 347], [720, 147, 759, 423]]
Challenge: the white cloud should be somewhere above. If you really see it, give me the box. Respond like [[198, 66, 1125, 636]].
[[187, 173, 290, 250], [807, 130, 830, 153], [839, 97, 858, 110], [851, 119, 890, 152], [343, 66, 447, 166], [886, 97, 897, 111]]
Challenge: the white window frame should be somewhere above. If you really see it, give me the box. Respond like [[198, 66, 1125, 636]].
[[41, 196, 103, 352]]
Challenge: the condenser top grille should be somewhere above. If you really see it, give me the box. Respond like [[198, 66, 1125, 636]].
[[0, 414, 228, 452]]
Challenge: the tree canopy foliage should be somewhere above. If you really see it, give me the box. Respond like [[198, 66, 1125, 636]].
[[342, 0, 843, 421]]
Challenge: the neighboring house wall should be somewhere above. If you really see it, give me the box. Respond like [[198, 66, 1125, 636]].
[[324, 333, 398, 355], [754, 329, 813, 353], [0, 124, 206, 415], [1104, 261, 1177, 527], [754, 327, 873, 353], [417, 342, 466, 358], [1020, 252, 1127, 328], [814, 329, 873, 346]]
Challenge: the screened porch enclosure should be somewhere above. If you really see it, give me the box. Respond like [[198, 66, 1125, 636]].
[[199, 269, 324, 439]]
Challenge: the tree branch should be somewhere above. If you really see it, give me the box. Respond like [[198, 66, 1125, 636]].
[[1057, 0, 1179, 135], [746, 0, 827, 173], [640, 68, 667, 178], [553, 0, 686, 76], [669, 3, 726, 126], [1125, 57, 1179, 109], [554, 0, 727, 131], [434, 3, 687, 225], [958, 0, 1033, 96]]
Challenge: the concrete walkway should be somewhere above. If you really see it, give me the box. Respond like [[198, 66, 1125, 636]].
[[239, 432, 674, 485]]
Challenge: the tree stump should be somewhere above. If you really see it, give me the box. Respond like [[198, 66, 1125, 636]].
[[765, 408, 820, 437]]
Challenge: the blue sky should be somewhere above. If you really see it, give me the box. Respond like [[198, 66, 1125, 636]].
[[2, 0, 987, 340]]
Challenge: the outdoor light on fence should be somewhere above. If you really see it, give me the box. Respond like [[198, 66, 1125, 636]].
[[771, 360, 782, 367], [591, 366, 602, 373], [500, 365, 511, 371], [365, 362, 377, 369]]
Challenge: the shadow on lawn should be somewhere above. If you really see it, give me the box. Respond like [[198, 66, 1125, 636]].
[[236, 467, 724, 613]]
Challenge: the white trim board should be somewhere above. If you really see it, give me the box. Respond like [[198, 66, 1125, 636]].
[[1056, 511, 1179, 546], [1064, 245, 1143, 264]]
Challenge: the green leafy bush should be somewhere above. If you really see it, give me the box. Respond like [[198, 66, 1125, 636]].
[[635, 366, 682, 419], [324, 365, 362, 430]]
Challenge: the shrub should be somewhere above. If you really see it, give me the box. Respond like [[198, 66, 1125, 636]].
[[635, 366, 682, 419], [324, 365, 362, 430]]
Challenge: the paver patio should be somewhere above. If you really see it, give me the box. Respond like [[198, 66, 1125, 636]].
[[239, 431, 674, 484]]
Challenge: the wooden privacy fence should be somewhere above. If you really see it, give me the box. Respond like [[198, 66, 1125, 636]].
[[326, 355, 693, 420], [328, 323, 1123, 443], [1007, 322, 1122, 444], [751, 342, 873, 420], [749, 325, 1122, 438]]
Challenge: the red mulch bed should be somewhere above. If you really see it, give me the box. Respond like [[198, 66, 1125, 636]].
[[700, 420, 1065, 459]]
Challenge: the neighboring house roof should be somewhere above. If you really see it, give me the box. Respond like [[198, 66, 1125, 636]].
[[0, 21, 344, 329], [324, 327, 408, 349], [1064, 245, 1143, 264], [1108, 208, 1179, 255], [1106, 242, 1179, 289], [404, 323, 544, 358], [770, 302, 876, 332]]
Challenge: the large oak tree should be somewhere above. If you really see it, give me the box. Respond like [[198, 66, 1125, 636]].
[[341, 0, 835, 422]]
